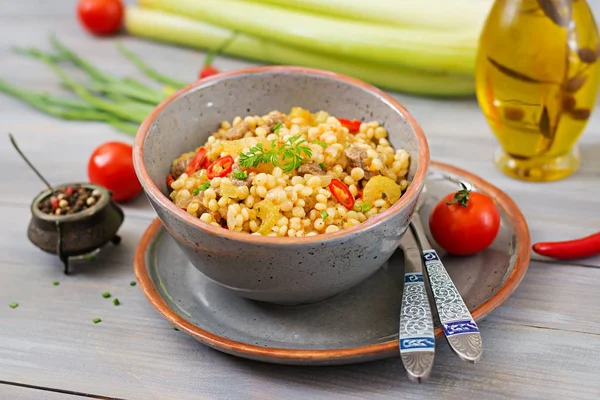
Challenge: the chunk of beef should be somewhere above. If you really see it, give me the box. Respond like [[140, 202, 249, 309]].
[[224, 121, 251, 140], [170, 151, 195, 179], [297, 161, 325, 176], [344, 146, 368, 169], [180, 191, 209, 214], [262, 111, 287, 131]]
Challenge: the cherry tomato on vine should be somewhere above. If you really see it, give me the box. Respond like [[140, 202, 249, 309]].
[[88, 142, 142, 202], [429, 183, 500, 256], [77, 0, 124, 36]]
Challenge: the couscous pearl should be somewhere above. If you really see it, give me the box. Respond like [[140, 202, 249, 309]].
[[256, 185, 268, 198], [351, 168, 365, 181], [374, 199, 387, 208], [280, 200, 293, 212], [325, 225, 340, 233], [292, 207, 306, 218]]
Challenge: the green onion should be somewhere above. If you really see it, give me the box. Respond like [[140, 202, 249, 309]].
[[113, 298, 121, 306], [116, 42, 187, 88], [360, 202, 372, 212], [130, 281, 137, 286], [319, 163, 326, 171], [312, 140, 327, 148], [102, 292, 111, 298], [321, 211, 329, 219], [9, 302, 18, 309], [53, 281, 60, 286], [93, 318, 102, 324], [193, 181, 211, 195], [233, 170, 248, 180], [125, 7, 475, 97]]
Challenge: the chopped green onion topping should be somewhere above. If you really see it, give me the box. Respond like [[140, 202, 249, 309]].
[[193, 181, 211, 195], [321, 211, 329, 219], [319, 163, 326, 171], [53, 281, 60, 286], [130, 281, 137, 287], [233, 170, 248, 180], [9, 302, 18, 309], [312, 140, 327, 148], [102, 292, 111, 298], [113, 298, 120, 306], [360, 202, 372, 212], [273, 122, 283, 134], [93, 318, 102, 324]]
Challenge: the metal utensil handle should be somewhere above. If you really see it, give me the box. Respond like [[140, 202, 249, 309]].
[[399, 272, 436, 380], [422, 249, 483, 363]]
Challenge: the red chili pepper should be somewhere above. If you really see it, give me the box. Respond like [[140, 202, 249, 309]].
[[338, 118, 362, 133], [201, 156, 211, 169], [167, 173, 175, 188], [207, 155, 234, 179], [50, 196, 59, 210], [184, 147, 207, 176], [532, 232, 600, 260], [329, 178, 355, 210], [199, 65, 219, 79]]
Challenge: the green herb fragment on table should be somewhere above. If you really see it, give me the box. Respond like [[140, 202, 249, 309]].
[[173, 327, 179, 331], [102, 292, 111, 298], [53, 281, 60, 286], [93, 318, 102, 324], [130, 281, 137, 286], [113, 298, 121, 306], [239, 134, 312, 172], [9, 302, 18, 309]]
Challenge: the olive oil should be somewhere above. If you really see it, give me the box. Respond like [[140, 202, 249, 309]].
[[475, 0, 600, 181]]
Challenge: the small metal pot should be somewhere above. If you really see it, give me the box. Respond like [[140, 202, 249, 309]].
[[27, 183, 124, 274]]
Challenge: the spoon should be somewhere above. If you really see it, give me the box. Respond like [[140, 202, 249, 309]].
[[410, 183, 484, 363]]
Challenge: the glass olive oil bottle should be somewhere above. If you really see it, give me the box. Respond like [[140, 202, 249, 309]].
[[475, 0, 600, 181]]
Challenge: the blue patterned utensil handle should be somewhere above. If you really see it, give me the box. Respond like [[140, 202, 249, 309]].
[[422, 249, 483, 363], [399, 272, 435, 381]]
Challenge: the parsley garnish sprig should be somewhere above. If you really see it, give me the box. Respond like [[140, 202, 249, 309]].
[[239, 134, 312, 172]]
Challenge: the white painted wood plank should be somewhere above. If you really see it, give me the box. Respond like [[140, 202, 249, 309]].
[[1, 1, 600, 399], [0, 385, 80, 400]]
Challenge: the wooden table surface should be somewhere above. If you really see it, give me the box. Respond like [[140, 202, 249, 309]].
[[2, 1, 600, 399]]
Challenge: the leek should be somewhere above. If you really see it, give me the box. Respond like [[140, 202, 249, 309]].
[[125, 7, 475, 97], [138, 0, 476, 74], [241, 0, 492, 33]]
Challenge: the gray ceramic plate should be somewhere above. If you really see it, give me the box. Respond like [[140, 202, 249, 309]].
[[134, 162, 530, 366]]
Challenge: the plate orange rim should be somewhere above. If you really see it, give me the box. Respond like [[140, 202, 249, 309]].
[[134, 161, 531, 362]]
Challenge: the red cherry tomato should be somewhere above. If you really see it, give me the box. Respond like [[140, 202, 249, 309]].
[[88, 142, 142, 202], [429, 185, 500, 256], [199, 65, 220, 79], [184, 147, 207, 176], [338, 118, 362, 133], [77, 0, 124, 36], [329, 178, 355, 210], [206, 156, 234, 179]]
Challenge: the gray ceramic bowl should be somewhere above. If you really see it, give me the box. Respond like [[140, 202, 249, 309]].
[[133, 66, 429, 305]]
